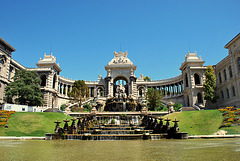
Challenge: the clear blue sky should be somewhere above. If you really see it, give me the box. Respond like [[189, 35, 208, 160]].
[[1, 0, 239, 81]]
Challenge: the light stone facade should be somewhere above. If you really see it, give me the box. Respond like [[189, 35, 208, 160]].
[[0, 33, 240, 109]]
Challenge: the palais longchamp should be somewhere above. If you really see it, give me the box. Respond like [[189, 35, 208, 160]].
[[0, 33, 240, 110]]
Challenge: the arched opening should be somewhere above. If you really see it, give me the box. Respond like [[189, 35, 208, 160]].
[[197, 93, 203, 104], [185, 74, 189, 87], [194, 73, 201, 85], [113, 76, 128, 97], [40, 74, 47, 86], [187, 95, 190, 107], [138, 86, 145, 97], [52, 74, 56, 89], [97, 87, 104, 97]]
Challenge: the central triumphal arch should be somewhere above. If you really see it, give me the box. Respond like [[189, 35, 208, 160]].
[[104, 51, 138, 99]]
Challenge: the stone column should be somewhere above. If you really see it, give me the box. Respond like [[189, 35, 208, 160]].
[[55, 75, 59, 90], [131, 80, 133, 96], [182, 82, 184, 93], [164, 86, 167, 97], [173, 85, 175, 96], [58, 83, 60, 93], [169, 85, 171, 97], [61, 84, 64, 95], [106, 77, 111, 97], [66, 85, 68, 96]]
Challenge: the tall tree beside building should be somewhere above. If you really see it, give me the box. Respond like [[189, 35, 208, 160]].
[[146, 87, 162, 111], [143, 76, 151, 82], [203, 65, 217, 103], [5, 69, 44, 106], [68, 80, 89, 107]]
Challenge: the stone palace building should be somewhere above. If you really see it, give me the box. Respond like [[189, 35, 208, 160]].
[[0, 33, 240, 109]]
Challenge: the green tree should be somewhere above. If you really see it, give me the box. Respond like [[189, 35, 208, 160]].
[[146, 88, 162, 111], [68, 80, 89, 107], [203, 65, 217, 103], [143, 76, 151, 81], [5, 69, 43, 106]]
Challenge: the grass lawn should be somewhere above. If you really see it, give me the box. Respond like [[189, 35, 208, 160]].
[[164, 110, 235, 135], [0, 112, 72, 137], [1, 110, 239, 137]]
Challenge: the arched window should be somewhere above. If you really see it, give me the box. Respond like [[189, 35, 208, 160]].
[[224, 69, 227, 81], [40, 74, 47, 86], [221, 90, 224, 99], [227, 88, 230, 99], [197, 93, 203, 104], [52, 74, 56, 89], [232, 86, 236, 97], [229, 66, 233, 78], [185, 74, 189, 87], [97, 87, 104, 97], [238, 57, 240, 73], [219, 72, 222, 83], [194, 73, 200, 85]]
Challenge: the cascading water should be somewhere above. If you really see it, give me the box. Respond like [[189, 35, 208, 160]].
[[131, 116, 139, 125], [115, 116, 120, 124], [123, 102, 126, 111], [54, 113, 186, 141]]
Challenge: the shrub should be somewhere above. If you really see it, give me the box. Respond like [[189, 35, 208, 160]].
[[83, 103, 92, 112], [60, 104, 67, 111], [162, 106, 168, 111], [173, 103, 182, 111], [111, 119, 115, 124]]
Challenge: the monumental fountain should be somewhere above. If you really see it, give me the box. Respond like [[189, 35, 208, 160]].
[[104, 83, 138, 112], [46, 85, 188, 140]]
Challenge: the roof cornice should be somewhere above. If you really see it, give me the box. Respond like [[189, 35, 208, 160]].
[[224, 33, 240, 49], [0, 37, 16, 52]]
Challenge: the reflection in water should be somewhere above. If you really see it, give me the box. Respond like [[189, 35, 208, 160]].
[[1, 139, 240, 161]]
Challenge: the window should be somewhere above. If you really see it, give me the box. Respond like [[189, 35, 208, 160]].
[[40, 74, 47, 86], [22, 108, 25, 111], [197, 93, 203, 104], [227, 88, 230, 99], [219, 72, 222, 83], [224, 69, 227, 81], [232, 86, 236, 97], [185, 74, 188, 87], [238, 57, 240, 73], [8, 66, 13, 80], [52, 74, 56, 88], [194, 73, 200, 85], [229, 66, 233, 78], [221, 90, 224, 99]]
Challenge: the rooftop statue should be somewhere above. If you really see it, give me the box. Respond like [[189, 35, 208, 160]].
[[107, 51, 134, 66]]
